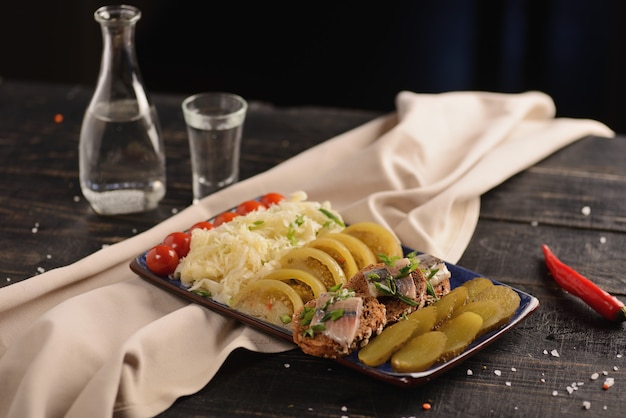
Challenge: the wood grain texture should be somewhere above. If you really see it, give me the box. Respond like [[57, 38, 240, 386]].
[[1, 80, 624, 418]]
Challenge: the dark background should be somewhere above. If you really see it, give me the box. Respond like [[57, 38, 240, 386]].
[[3, 0, 626, 131]]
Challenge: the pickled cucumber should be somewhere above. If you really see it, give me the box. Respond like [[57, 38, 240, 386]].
[[446, 285, 468, 310], [358, 318, 420, 367], [472, 285, 521, 322], [433, 286, 467, 326], [437, 311, 483, 361], [461, 277, 494, 300], [406, 304, 438, 335], [390, 331, 447, 373], [452, 299, 506, 336]]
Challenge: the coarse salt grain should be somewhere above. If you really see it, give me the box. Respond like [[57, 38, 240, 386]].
[[283, 363, 290, 368], [581, 206, 591, 216], [591, 372, 599, 380], [550, 349, 560, 357], [582, 401, 591, 410], [467, 369, 473, 376], [73, 195, 80, 202], [511, 367, 517, 372], [552, 391, 558, 396], [600, 236, 607, 244], [506, 382, 511, 387], [613, 366, 619, 371], [602, 377, 615, 390], [494, 370, 502, 376]]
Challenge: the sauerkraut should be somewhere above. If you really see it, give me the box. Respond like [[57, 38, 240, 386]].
[[177, 192, 345, 304]]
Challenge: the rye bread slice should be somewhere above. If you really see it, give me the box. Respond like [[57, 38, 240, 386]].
[[292, 295, 387, 358]]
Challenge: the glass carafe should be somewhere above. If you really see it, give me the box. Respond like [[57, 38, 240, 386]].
[[79, 5, 166, 215]]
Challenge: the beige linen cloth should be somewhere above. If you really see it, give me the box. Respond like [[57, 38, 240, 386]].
[[0, 91, 613, 417]]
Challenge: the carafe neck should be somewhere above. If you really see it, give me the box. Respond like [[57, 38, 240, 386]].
[[93, 5, 145, 104]]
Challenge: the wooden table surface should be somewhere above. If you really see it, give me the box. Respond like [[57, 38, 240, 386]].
[[1, 80, 624, 417]]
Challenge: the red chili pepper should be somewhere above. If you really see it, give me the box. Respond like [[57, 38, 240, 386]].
[[542, 244, 626, 322]]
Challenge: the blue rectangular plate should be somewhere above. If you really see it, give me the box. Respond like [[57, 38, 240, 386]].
[[131, 240, 539, 387]]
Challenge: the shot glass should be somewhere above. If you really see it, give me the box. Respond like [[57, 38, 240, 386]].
[[182, 92, 248, 204]]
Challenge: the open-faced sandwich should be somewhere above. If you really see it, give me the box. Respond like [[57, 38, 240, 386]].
[[292, 252, 452, 359], [345, 253, 451, 323], [291, 287, 387, 358]]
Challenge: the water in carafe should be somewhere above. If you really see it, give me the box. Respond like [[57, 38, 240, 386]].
[[79, 5, 166, 215]]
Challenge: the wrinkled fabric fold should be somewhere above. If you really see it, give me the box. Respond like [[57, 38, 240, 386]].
[[0, 91, 614, 418]]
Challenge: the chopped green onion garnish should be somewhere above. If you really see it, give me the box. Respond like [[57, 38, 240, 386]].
[[379, 253, 400, 266], [192, 289, 211, 298], [425, 280, 438, 300], [248, 220, 265, 231], [319, 208, 345, 227], [322, 308, 345, 322]]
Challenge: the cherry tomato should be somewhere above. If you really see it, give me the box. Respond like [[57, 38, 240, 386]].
[[189, 221, 214, 233], [235, 200, 267, 216], [146, 244, 179, 276], [261, 192, 286, 207], [162, 231, 191, 258], [213, 211, 239, 226]]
